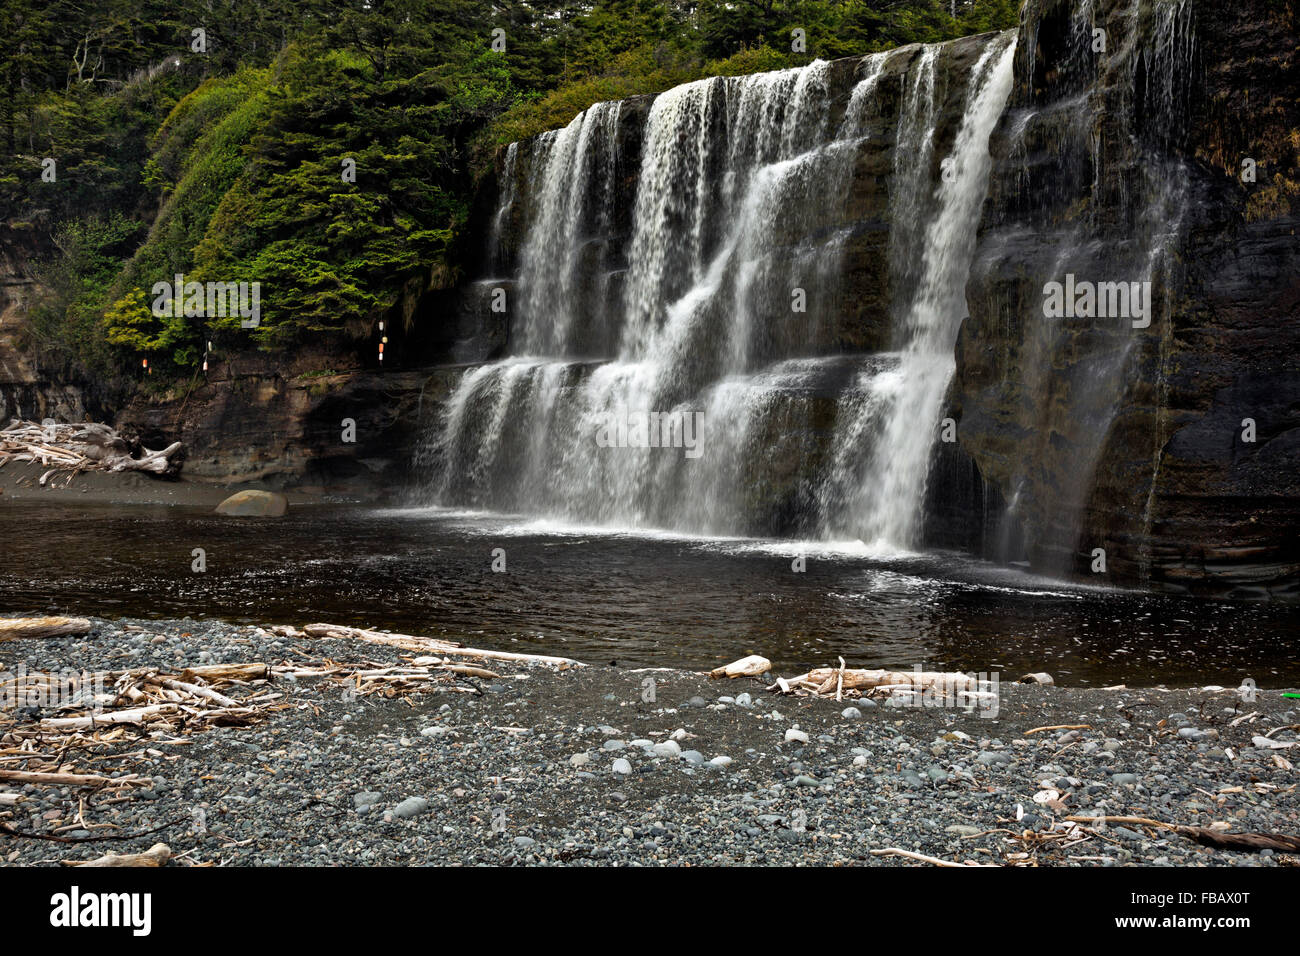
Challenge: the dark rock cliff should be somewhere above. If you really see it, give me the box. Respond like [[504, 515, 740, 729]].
[[955, 0, 1299, 595], [113, 350, 465, 496]]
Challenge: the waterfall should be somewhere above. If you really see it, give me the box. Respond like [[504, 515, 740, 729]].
[[516, 101, 622, 356], [486, 142, 518, 275], [964, 0, 1198, 577], [425, 36, 1018, 546], [887, 45, 941, 324], [826, 37, 1017, 549], [1134, 0, 1196, 577]]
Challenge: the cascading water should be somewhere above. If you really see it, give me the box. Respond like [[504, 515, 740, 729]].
[[966, 0, 1197, 576], [516, 101, 623, 356], [425, 34, 1018, 547], [821, 38, 1017, 548], [1133, 0, 1196, 577], [486, 141, 517, 275]]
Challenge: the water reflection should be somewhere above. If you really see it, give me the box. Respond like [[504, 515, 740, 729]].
[[0, 502, 1295, 687]]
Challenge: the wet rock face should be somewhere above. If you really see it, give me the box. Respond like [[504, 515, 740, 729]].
[[956, 0, 1300, 595]]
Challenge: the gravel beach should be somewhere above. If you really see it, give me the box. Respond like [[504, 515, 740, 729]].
[[2, 616, 1298, 867]]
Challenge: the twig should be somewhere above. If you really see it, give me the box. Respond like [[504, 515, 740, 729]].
[[869, 848, 996, 867], [1063, 815, 1300, 854], [0, 816, 185, 843], [1024, 724, 1091, 735]]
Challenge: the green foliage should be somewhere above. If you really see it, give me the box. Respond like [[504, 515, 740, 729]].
[[184, 39, 509, 346], [4, 0, 1020, 385], [25, 214, 145, 379], [103, 287, 161, 350], [490, 44, 705, 145], [486, 0, 1019, 143]]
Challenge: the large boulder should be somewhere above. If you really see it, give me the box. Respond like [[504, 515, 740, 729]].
[[214, 490, 288, 517]]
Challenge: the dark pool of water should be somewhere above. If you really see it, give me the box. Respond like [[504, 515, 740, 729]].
[[0, 502, 1296, 686]]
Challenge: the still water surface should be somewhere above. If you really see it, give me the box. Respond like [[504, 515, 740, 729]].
[[1, 502, 1296, 687]]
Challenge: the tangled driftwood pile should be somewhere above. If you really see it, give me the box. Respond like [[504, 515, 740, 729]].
[[0, 419, 184, 484], [0, 661, 283, 791], [758, 655, 996, 707], [0, 616, 584, 862], [0, 620, 576, 789], [708, 654, 993, 704], [0, 619, 578, 768]]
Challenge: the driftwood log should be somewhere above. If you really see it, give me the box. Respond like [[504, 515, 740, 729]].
[[1183, 828, 1300, 853], [870, 847, 998, 867], [770, 664, 979, 699], [180, 662, 269, 681], [0, 616, 93, 641], [70, 842, 172, 867], [710, 655, 771, 679], [806, 667, 975, 694], [0, 769, 113, 787], [1065, 815, 1300, 854], [0, 419, 183, 479], [301, 623, 585, 668], [39, 704, 184, 731]]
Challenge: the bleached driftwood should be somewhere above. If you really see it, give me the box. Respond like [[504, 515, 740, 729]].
[[439, 664, 501, 679], [71, 842, 172, 867], [0, 616, 93, 641], [770, 666, 977, 698], [107, 440, 182, 474], [0, 420, 183, 478], [268, 661, 489, 696], [1025, 723, 1091, 735], [180, 663, 270, 681], [709, 655, 771, 679], [302, 623, 584, 667], [0, 770, 113, 787], [159, 677, 239, 708], [40, 704, 182, 731], [870, 847, 997, 867]]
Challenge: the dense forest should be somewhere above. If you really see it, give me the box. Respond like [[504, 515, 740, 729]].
[[0, 0, 1019, 388]]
